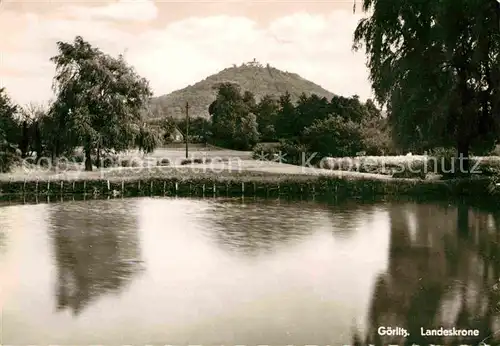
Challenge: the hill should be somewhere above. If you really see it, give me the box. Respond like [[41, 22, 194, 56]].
[[148, 61, 335, 119]]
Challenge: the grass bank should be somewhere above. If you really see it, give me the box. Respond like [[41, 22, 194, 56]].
[[0, 163, 498, 205]]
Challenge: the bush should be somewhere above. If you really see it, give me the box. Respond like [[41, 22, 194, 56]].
[[96, 154, 119, 168], [0, 140, 21, 173], [253, 141, 311, 166], [471, 157, 500, 176], [302, 115, 363, 158], [279, 141, 309, 165], [424, 147, 478, 177], [156, 158, 170, 166], [420, 147, 498, 177], [120, 159, 141, 168], [360, 121, 396, 156], [426, 147, 455, 174], [391, 160, 427, 179], [320, 157, 355, 171], [320, 157, 388, 174], [490, 145, 500, 156], [252, 142, 281, 161], [72, 153, 85, 164], [179, 158, 211, 165], [131, 160, 141, 167]]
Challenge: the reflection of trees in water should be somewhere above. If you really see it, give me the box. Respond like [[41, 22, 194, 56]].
[[201, 199, 319, 256], [203, 198, 378, 256], [355, 203, 500, 345], [0, 229, 5, 253], [49, 200, 144, 315], [0, 208, 11, 254], [326, 200, 382, 236]]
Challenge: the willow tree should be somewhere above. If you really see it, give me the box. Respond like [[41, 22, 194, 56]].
[[51, 36, 152, 171], [135, 122, 161, 154], [19, 102, 56, 160], [353, 0, 500, 171]]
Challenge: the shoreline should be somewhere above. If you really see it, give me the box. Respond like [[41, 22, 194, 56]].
[[0, 165, 497, 208]]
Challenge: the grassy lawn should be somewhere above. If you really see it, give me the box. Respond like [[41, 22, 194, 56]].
[[2, 149, 500, 183], [0, 159, 414, 183]]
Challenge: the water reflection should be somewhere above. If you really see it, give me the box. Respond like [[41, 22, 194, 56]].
[[203, 198, 381, 257], [0, 228, 5, 252], [0, 209, 10, 253], [202, 199, 328, 256], [0, 206, 24, 256], [48, 200, 144, 315], [3, 196, 499, 345], [356, 203, 500, 345]]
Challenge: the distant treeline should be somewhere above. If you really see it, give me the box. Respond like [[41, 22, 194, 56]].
[[150, 82, 393, 160], [205, 82, 393, 162]]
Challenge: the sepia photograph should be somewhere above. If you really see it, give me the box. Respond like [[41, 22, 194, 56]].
[[0, 0, 500, 345]]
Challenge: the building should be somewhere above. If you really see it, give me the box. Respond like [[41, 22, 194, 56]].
[[169, 126, 184, 142]]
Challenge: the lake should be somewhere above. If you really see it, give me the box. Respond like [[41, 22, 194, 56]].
[[0, 197, 499, 345]]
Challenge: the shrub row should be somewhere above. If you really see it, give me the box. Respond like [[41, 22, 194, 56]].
[[48, 155, 224, 169]]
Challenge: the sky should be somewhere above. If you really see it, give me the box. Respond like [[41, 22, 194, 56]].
[[0, 0, 373, 106]]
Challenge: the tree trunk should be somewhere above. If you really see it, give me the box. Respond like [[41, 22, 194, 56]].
[[96, 143, 101, 169], [20, 121, 29, 158], [455, 58, 472, 175], [34, 122, 42, 160], [457, 137, 470, 174], [84, 147, 93, 171]]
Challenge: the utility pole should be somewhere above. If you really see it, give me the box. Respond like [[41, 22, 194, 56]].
[[185, 101, 189, 159]]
